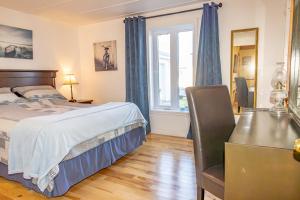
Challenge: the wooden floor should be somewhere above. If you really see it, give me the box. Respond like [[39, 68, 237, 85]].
[[0, 134, 196, 200]]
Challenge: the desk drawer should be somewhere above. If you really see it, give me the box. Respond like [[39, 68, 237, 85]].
[[225, 143, 300, 200]]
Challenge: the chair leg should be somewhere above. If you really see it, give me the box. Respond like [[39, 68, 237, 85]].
[[197, 186, 205, 200]]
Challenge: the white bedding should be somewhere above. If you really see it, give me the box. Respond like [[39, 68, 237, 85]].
[[8, 102, 146, 192], [0, 119, 16, 164]]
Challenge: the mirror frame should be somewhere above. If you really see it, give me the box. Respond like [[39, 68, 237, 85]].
[[288, 0, 300, 124], [230, 28, 259, 111]]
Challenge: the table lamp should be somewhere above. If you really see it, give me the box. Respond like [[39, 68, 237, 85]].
[[269, 63, 288, 116], [63, 74, 79, 102]]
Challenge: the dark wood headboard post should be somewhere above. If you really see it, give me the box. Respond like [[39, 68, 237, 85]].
[[0, 69, 58, 88]]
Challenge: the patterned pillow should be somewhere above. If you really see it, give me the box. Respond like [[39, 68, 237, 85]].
[[0, 87, 20, 104], [12, 85, 67, 100]]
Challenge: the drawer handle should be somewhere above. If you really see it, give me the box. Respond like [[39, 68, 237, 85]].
[[295, 139, 300, 153], [294, 139, 300, 161]]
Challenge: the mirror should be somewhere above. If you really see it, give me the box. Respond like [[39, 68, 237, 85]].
[[289, 0, 300, 123], [230, 28, 259, 114]]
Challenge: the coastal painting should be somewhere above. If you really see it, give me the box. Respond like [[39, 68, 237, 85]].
[[0, 24, 33, 59], [94, 40, 117, 71]]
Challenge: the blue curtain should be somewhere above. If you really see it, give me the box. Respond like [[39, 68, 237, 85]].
[[125, 16, 151, 134], [187, 3, 222, 139]]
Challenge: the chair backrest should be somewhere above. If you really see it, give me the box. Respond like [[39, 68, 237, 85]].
[[235, 77, 249, 108], [186, 85, 235, 179]]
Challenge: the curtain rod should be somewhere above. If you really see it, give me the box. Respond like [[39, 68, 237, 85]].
[[123, 2, 222, 22]]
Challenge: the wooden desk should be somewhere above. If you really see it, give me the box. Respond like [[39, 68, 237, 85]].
[[225, 111, 300, 200]]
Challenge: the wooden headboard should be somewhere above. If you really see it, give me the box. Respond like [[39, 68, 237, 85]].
[[0, 69, 58, 88]]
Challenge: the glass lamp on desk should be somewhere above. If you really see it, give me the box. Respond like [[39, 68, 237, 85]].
[[63, 74, 79, 102], [270, 64, 288, 116]]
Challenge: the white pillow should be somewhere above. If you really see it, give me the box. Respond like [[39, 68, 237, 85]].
[[0, 87, 20, 104], [12, 85, 66, 100]]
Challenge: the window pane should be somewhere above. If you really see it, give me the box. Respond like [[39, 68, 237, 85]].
[[178, 31, 193, 111], [158, 34, 171, 106]]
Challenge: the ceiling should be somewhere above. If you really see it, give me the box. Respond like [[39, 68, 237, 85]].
[[0, 0, 205, 25]]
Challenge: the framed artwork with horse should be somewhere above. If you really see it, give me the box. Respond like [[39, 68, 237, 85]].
[[93, 40, 117, 71]]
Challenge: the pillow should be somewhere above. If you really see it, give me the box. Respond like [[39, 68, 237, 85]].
[[12, 85, 67, 100], [0, 87, 20, 104]]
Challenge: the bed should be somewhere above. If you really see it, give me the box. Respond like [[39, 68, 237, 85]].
[[0, 69, 146, 197]]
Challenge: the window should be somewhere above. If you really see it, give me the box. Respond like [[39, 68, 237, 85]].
[[150, 25, 194, 112]]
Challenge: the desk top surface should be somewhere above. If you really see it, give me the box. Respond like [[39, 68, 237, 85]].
[[229, 111, 300, 150]]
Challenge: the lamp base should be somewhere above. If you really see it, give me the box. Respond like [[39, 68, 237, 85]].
[[69, 99, 77, 103], [269, 106, 288, 117]]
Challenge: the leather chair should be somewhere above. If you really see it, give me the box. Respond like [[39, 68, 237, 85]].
[[186, 85, 236, 200], [235, 77, 254, 112]]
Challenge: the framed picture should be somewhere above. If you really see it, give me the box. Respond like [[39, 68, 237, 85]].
[[0, 24, 33, 59], [242, 56, 251, 66], [94, 40, 117, 71]]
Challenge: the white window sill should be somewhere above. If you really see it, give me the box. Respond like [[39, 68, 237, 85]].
[[150, 109, 189, 116]]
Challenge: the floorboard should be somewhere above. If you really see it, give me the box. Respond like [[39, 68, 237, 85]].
[[0, 134, 196, 200]]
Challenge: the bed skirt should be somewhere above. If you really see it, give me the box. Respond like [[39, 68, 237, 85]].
[[0, 127, 146, 197]]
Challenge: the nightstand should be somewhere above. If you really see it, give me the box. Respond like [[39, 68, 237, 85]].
[[75, 99, 93, 104]]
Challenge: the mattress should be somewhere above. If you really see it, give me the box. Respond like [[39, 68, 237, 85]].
[[0, 99, 144, 165], [0, 99, 146, 193], [0, 119, 143, 165], [0, 127, 145, 197], [0, 100, 73, 164]]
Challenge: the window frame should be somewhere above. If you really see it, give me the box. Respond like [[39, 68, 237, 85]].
[[150, 24, 194, 112]]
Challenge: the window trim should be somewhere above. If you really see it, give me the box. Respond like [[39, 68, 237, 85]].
[[150, 24, 194, 112]]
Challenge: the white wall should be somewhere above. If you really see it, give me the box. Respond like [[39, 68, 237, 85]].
[[77, 0, 288, 137], [0, 6, 80, 99], [219, 0, 288, 108], [0, 1, 288, 137], [78, 19, 126, 103], [233, 31, 257, 46]]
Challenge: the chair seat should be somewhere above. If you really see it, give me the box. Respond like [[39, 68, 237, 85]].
[[203, 164, 224, 187], [202, 164, 225, 199]]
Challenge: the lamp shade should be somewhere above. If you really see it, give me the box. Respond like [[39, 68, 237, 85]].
[[63, 74, 79, 85]]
